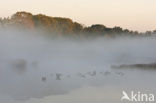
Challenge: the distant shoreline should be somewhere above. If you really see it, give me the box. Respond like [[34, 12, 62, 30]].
[[0, 11, 156, 37]]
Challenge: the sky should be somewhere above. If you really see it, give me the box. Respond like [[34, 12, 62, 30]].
[[0, 0, 156, 32]]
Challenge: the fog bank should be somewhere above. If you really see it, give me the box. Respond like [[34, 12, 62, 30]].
[[0, 28, 156, 103]]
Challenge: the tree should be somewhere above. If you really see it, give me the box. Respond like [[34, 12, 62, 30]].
[[11, 11, 34, 29], [0, 11, 155, 37]]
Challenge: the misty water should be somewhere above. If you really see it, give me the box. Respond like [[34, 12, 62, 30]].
[[0, 29, 156, 103]]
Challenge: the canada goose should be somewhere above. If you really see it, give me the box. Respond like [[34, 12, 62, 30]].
[[87, 71, 96, 76], [77, 73, 86, 78], [56, 73, 62, 80], [41, 77, 46, 82]]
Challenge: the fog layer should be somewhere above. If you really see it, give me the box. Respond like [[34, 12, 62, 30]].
[[0, 28, 156, 103]]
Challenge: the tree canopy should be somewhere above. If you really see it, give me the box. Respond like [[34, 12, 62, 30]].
[[0, 11, 156, 37]]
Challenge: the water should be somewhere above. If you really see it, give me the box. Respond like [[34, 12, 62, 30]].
[[0, 31, 156, 103]]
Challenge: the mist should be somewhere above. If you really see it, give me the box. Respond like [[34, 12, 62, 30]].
[[0, 28, 156, 103]]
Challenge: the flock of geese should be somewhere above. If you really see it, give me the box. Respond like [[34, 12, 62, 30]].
[[41, 70, 125, 82], [9, 59, 125, 82]]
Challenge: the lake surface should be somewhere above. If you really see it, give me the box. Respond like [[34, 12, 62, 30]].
[[0, 33, 156, 103]]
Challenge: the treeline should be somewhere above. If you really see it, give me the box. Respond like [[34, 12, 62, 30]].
[[0, 11, 156, 37]]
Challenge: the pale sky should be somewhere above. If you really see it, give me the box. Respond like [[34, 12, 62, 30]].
[[0, 0, 156, 32]]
